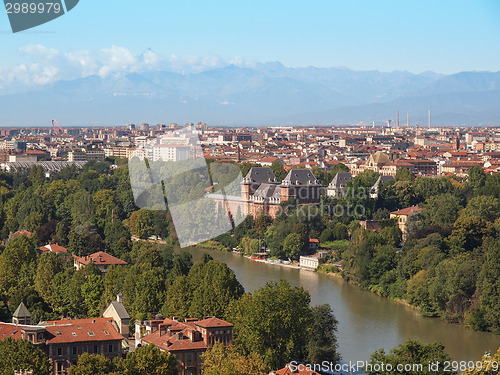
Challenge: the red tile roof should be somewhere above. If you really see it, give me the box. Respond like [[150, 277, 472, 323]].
[[390, 206, 422, 216], [40, 244, 67, 253], [0, 318, 122, 345], [44, 319, 123, 344], [74, 251, 127, 266], [195, 317, 233, 329], [0, 323, 24, 340]]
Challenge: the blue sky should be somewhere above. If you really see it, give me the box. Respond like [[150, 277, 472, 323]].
[[0, 0, 499, 75]]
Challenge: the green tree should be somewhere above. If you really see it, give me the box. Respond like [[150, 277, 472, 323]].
[[422, 194, 462, 228], [448, 215, 490, 252], [81, 273, 104, 317], [228, 280, 313, 369], [118, 343, 177, 375], [283, 233, 302, 259], [0, 235, 37, 294], [462, 195, 500, 222], [201, 343, 269, 375], [477, 238, 500, 333], [395, 167, 415, 182], [34, 252, 63, 308], [68, 353, 114, 375], [306, 304, 340, 365], [0, 337, 51, 375], [188, 260, 244, 319], [270, 160, 287, 181], [129, 209, 155, 239], [468, 166, 486, 190], [367, 339, 456, 375]]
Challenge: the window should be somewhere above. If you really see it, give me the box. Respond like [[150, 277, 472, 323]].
[[94, 345, 99, 353], [108, 344, 114, 352], [84, 346, 88, 353], [72, 346, 77, 355], [57, 347, 62, 356], [187, 353, 192, 366], [88, 331, 95, 336]]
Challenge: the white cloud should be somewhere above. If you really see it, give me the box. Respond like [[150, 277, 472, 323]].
[[0, 45, 251, 91]]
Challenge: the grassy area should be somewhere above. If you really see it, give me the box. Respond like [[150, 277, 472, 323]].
[[320, 239, 350, 251], [317, 264, 341, 274]]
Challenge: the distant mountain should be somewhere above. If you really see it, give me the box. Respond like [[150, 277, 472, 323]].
[[0, 65, 498, 127]]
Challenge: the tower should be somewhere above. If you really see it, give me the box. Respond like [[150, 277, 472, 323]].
[[407, 112, 410, 127], [454, 132, 460, 151], [12, 302, 31, 325], [428, 110, 431, 128]]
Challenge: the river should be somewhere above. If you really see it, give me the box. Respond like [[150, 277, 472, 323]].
[[180, 246, 500, 364]]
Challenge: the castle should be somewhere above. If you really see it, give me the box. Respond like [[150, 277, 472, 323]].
[[212, 167, 321, 219]]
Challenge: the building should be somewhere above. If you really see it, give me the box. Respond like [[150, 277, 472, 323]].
[[73, 251, 127, 275], [299, 251, 327, 270], [68, 149, 105, 162], [390, 206, 422, 241], [1, 313, 123, 374], [102, 294, 130, 337], [327, 172, 352, 197], [137, 316, 233, 375], [12, 302, 31, 325], [211, 167, 322, 219], [152, 144, 192, 162]]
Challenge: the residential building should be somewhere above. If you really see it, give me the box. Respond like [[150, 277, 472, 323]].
[[390, 206, 423, 241], [73, 251, 127, 275], [137, 316, 233, 375], [1, 308, 122, 375]]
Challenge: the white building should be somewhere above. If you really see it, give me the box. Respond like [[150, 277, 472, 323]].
[[152, 144, 192, 162]]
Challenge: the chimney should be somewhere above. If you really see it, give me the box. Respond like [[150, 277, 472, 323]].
[[116, 293, 123, 303], [172, 316, 178, 322]]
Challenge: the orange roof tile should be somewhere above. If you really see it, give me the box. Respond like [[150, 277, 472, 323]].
[[74, 251, 127, 266]]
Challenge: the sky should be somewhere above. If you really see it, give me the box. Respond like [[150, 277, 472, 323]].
[[0, 0, 499, 84]]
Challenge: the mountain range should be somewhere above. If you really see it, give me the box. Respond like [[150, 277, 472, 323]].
[[1, 62, 499, 127]]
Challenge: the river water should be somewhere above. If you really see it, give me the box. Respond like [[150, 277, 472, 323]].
[[181, 246, 500, 363]]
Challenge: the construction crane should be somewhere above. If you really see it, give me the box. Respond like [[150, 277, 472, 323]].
[[51, 119, 64, 135]]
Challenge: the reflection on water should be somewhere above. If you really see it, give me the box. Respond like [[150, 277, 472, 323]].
[[181, 246, 500, 363]]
